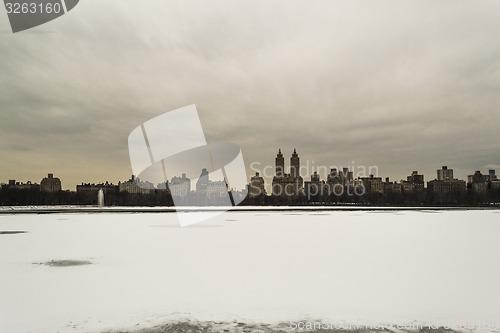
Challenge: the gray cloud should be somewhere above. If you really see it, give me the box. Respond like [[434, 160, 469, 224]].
[[1, 0, 500, 190]]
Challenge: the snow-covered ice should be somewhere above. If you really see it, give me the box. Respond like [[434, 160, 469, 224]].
[[1, 209, 500, 333]]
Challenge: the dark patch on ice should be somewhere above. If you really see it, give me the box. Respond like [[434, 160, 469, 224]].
[[36, 260, 92, 267], [0, 230, 27, 234], [114, 320, 469, 333], [225, 219, 238, 221]]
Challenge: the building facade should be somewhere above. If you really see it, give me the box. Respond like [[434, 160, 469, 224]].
[[428, 166, 466, 196], [169, 173, 191, 198], [40, 173, 62, 192], [272, 149, 303, 197], [76, 182, 118, 195], [119, 175, 154, 194], [249, 172, 266, 197]]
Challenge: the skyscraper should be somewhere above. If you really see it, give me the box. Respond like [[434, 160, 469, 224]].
[[272, 149, 303, 197], [290, 148, 299, 179], [275, 149, 284, 177]]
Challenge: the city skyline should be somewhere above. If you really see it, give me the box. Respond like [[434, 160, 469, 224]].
[[2, 149, 498, 194], [1, 1, 500, 190]]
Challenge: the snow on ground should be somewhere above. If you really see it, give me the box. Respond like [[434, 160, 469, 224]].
[[1, 209, 500, 333]]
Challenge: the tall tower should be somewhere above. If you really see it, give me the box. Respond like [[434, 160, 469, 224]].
[[275, 149, 284, 177], [437, 166, 453, 180], [290, 148, 299, 179]]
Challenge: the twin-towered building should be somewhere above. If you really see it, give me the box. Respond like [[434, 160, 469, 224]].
[[271, 148, 304, 197]]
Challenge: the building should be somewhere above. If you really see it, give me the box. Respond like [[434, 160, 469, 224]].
[[5, 180, 40, 190], [192, 168, 229, 200], [428, 166, 466, 196], [304, 171, 325, 200], [428, 179, 466, 194], [40, 173, 61, 192], [489, 170, 500, 189], [169, 173, 191, 198], [196, 168, 209, 192], [437, 166, 453, 181], [383, 178, 402, 193], [207, 180, 228, 198], [272, 149, 303, 197], [231, 188, 248, 203], [360, 175, 384, 194], [326, 168, 345, 195], [468, 170, 497, 193], [119, 175, 154, 194], [249, 172, 265, 197], [403, 171, 425, 192], [76, 182, 118, 195]]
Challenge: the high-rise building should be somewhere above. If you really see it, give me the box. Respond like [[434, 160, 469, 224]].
[[275, 149, 284, 177], [467, 170, 491, 193], [360, 175, 384, 194], [489, 170, 497, 181], [383, 177, 402, 193], [272, 149, 303, 197], [40, 173, 61, 192], [249, 172, 265, 197], [169, 173, 191, 198], [119, 175, 154, 194], [428, 166, 465, 197], [437, 166, 453, 181], [196, 168, 209, 192], [304, 171, 324, 200], [403, 171, 425, 192], [206, 180, 228, 198], [290, 148, 299, 179]]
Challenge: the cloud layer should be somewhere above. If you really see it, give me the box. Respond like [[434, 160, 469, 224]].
[[1, 0, 500, 189]]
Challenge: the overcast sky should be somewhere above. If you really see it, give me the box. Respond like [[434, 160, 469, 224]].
[[1, 0, 500, 190]]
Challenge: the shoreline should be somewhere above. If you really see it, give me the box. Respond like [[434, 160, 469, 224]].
[[1, 205, 500, 214]]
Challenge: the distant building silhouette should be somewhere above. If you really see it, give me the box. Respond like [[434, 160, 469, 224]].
[[196, 168, 209, 192], [249, 172, 265, 197], [76, 181, 118, 195], [428, 166, 465, 197], [6, 180, 40, 190], [304, 171, 324, 200], [207, 180, 228, 198], [169, 173, 190, 198], [437, 166, 453, 181], [360, 175, 384, 194], [383, 177, 402, 193], [119, 175, 154, 194], [402, 171, 425, 192], [40, 173, 61, 192], [272, 149, 303, 197]]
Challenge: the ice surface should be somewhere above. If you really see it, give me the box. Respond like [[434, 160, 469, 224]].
[[1, 210, 500, 333]]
